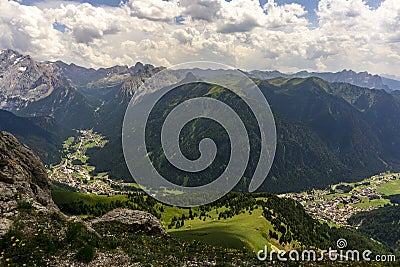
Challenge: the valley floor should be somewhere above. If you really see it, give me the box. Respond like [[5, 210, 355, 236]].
[[45, 133, 400, 263], [48, 130, 134, 195]]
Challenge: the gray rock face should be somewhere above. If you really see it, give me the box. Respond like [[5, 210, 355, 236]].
[[0, 49, 57, 110], [54, 59, 163, 101], [0, 50, 165, 116], [116, 64, 164, 100], [0, 50, 94, 129], [0, 131, 57, 235], [90, 208, 167, 236]]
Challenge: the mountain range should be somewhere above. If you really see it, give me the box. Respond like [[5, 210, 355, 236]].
[[2, 49, 400, 193], [249, 69, 400, 92]]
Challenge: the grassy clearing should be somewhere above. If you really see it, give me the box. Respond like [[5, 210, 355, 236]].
[[51, 190, 128, 205], [84, 142, 97, 149], [168, 208, 276, 252], [377, 179, 400, 196], [351, 198, 390, 208], [51, 191, 276, 252], [63, 136, 75, 147]]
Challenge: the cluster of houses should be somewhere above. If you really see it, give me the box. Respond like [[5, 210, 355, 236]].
[[48, 130, 131, 195], [49, 165, 124, 195], [285, 174, 399, 226], [304, 195, 363, 225], [374, 175, 397, 186]]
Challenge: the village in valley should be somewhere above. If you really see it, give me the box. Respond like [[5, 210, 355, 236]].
[[47, 129, 135, 195], [284, 173, 400, 226], [48, 130, 400, 227]]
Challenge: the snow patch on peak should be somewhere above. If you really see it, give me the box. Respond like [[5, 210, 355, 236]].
[[13, 56, 23, 65]]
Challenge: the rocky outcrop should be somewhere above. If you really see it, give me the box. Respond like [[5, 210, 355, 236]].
[[90, 208, 167, 236], [0, 131, 57, 235], [116, 64, 164, 100]]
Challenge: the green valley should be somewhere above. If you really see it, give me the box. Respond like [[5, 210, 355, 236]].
[[48, 130, 135, 195]]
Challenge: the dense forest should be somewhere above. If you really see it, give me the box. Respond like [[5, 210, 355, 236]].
[[348, 205, 400, 252], [89, 77, 400, 193]]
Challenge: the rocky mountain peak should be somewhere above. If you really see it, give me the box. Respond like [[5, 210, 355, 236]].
[[131, 62, 144, 73], [333, 69, 389, 90], [0, 49, 21, 62], [0, 49, 58, 110], [116, 64, 164, 100], [106, 65, 130, 75]]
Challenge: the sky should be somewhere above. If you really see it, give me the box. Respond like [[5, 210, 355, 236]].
[[1, 0, 399, 78]]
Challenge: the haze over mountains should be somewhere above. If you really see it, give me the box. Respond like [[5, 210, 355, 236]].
[[249, 69, 400, 92], [2, 49, 400, 193]]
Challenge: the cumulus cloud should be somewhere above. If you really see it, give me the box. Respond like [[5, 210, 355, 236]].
[[0, 0, 399, 78], [216, 0, 262, 33], [45, 3, 125, 44], [126, 0, 180, 22], [180, 0, 221, 22], [312, 0, 400, 74], [263, 0, 308, 30], [0, 0, 64, 57], [172, 28, 196, 45]]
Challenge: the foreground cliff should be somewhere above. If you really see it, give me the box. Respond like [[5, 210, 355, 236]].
[[0, 131, 57, 236]]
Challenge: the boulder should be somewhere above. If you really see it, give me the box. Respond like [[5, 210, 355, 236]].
[[90, 208, 167, 236]]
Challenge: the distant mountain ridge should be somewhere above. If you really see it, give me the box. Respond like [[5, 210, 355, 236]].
[[249, 69, 400, 92], [381, 76, 400, 91], [0, 49, 165, 130], [54, 60, 163, 103], [2, 49, 399, 112]]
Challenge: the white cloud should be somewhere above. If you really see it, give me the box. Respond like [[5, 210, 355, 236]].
[[312, 0, 400, 75], [263, 0, 308, 30], [45, 3, 125, 44], [180, 0, 221, 22], [126, 0, 180, 22], [172, 28, 196, 45], [216, 0, 262, 33], [0, 0, 399, 77], [0, 0, 64, 57]]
